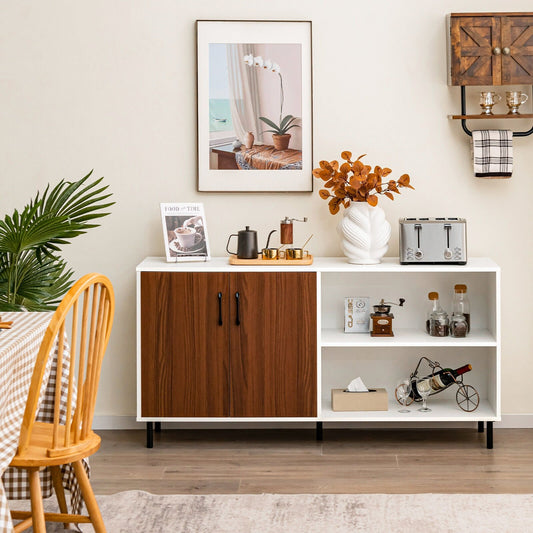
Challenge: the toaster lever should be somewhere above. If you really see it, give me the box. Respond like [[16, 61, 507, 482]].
[[444, 224, 452, 260], [414, 224, 423, 259]]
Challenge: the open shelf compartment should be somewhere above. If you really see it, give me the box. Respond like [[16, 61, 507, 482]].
[[319, 346, 499, 422], [320, 270, 498, 344]]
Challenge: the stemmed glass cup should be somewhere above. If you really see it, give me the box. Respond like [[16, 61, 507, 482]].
[[396, 379, 412, 413], [417, 378, 432, 412]]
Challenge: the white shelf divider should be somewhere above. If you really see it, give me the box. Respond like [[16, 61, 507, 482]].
[[321, 328, 497, 348]]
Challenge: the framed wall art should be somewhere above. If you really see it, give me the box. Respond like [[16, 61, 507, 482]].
[[196, 20, 313, 192], [161, 203, 211, 262]]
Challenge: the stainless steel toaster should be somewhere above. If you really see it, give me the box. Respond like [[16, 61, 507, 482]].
[[399, 218, 467, 264]]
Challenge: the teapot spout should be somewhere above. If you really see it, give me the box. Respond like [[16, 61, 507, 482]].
[[265, 229, 277, 249]]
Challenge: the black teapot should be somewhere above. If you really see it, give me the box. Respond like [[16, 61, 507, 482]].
[[226, 226, 258, 259]]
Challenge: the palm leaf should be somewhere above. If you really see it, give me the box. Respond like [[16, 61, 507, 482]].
[[41, 173, 114, 223], [14, 256, 73, 311], [0, 213, 71, 254]]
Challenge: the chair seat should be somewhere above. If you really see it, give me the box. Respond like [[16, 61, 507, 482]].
[[10, 422, 101, 468]]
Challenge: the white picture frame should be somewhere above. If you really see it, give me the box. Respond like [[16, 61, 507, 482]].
[[197, 20, 313, 192], [160, 203, 211, 262]]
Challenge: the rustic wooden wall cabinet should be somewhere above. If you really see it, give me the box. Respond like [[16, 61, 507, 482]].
[[449, 13, 533, 86], [448, 12, 533, 134], [137, 257, 501, 449]]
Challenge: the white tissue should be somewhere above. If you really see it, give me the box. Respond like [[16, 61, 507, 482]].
[[347, 377, 369, 392]]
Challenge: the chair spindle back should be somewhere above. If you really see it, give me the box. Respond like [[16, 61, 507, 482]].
[[17, 273, 115, 457]]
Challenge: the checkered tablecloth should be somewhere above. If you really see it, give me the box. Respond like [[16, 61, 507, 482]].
[[0, 312, 87, 533]]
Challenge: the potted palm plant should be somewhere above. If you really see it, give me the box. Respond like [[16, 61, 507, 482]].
[[0, 171, 113, 311]]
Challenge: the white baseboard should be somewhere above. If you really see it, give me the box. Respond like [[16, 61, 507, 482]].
[[497, 414, 533, 428], [92, 414, 533, 430]]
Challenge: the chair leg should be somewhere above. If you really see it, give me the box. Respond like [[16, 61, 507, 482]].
[[73, 460, 106, 533], [28, 469, 46, 533], [51, 465, 75, 530]]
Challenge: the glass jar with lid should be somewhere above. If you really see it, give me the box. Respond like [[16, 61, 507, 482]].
[[450, 312, 468, 337]]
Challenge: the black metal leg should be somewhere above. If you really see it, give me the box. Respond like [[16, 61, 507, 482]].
[[155, 422, 162, 433], [487, 422, 493, 449], [146, 422, 154, 448], [316, 422, 323, 441], [478, 421, 484, 433]]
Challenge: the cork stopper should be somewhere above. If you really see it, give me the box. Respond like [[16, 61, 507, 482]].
[[454, 284, 467, 293], [428, 292, 439, 300]]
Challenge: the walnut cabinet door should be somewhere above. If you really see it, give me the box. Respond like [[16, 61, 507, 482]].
[[140, 272, 230, 417], [450, 16, 501, 86], [228, 272, 317, 417], [140, 271, 317, 419], [501, 16, 533, 84]]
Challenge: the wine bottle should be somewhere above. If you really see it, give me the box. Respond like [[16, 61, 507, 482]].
[[410, 364, 472, 400]]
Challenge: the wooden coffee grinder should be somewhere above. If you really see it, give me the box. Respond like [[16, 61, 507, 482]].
[[370, 298, 405, 337], [280, 216, 308, 245]]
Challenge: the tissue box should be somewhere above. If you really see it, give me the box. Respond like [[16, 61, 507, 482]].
[[331, 388, 388, 411], [344, 297, 370, 333]]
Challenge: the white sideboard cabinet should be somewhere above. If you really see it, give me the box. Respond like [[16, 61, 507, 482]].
[[137, 257, 500, 449]]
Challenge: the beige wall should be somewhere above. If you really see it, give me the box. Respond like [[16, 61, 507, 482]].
[[1, 0, 532, 420]]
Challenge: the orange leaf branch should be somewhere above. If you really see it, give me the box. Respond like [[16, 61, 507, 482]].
[[313, 152, 413, 212]]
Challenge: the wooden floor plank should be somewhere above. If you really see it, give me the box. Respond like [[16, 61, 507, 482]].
[[89, 429, 533, 494]]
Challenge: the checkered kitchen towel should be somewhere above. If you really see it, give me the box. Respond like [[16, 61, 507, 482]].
[[472, 130, 513, 178]]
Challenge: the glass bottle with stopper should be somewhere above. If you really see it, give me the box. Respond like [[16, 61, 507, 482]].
[[370, 298, 405, 337], [452, 284, 470, 334], [427, 292, 449, 337]]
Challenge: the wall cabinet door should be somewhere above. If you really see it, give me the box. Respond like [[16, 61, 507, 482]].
[[450, 16, 501, 86], [229, 272, 317, 417], [140, 272, 229, 417], [501, 16, 533, 84]]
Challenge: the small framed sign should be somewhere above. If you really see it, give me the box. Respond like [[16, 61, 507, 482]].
[[344, 297, 370, 333], [160, 203, 211, 262]]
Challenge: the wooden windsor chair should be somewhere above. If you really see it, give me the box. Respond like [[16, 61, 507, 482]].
[[9, 273, 115, 533]]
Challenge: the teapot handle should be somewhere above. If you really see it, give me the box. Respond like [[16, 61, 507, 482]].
[[226, 234, 238, 255]]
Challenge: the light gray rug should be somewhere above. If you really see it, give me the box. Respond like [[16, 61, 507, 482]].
[[12, 491, 533, 532]]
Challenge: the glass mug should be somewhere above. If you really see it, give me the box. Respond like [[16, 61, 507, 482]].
[[479, 91, 501, 115], [506, 91, 528, 114]]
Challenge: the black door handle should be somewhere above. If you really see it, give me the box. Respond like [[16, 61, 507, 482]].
[[217, 292, 223, 326], [235, 292, 241, 326]]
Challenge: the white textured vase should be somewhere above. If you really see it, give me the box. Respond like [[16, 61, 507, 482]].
[[337, 202, 391, 264]]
